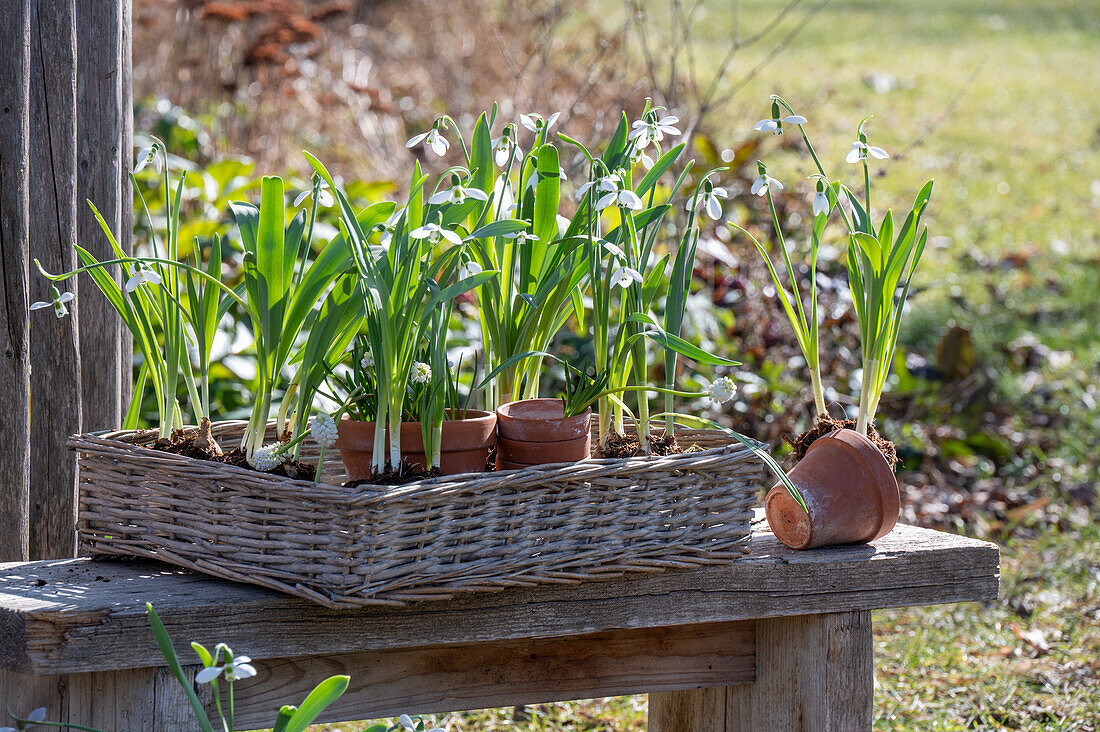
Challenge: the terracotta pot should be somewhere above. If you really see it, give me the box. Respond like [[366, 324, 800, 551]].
[[764, 428, 900, 550], [495, 399, 592, 467], [335, 410, 496, 479]]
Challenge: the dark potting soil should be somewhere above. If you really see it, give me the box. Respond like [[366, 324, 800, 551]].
[[596, 431, 683, 459], [787, 414, 898, 469], [148, 423, 317, 481], [343, 461, 443, 487]]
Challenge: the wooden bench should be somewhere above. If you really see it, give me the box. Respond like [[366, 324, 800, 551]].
[[0, 514, 999, 731]]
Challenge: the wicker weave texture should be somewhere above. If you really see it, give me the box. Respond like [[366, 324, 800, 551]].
[[74, 421, 761, 608]]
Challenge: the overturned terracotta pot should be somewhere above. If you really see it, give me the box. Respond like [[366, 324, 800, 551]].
[[764, 428, 900, 550], [336, 410, 496, 480], [495, 399, 591, 469]]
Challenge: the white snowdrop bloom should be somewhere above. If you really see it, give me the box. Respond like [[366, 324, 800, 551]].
[[519, 112, 560, 133], [410, 223, 463, 246], [575, 173, 620, 201], [596, 187, 643, 211], [752, 114, 807, 135], [293, 180, 334, 208], [688, 187, 728, 221], [492, 133, 522, 167], [125, 265, 163, 293], [30, 288, 75, 319], [750, 174, 784, 197], [812, 189, 831, 217], [556, 214, 570, 236], [429, 184, 489, 206], [524, 165, 567, 191], [399, 715, 416, 731], [708, 376, 737, 404], [249, 444, 283, 472], [505, 230, 540, 246], [360, 350, 375, 370], [309, 413, 338, 448], [845, 140, 889, 164], [134, 145, 162, 174], [196, 655, 257, 684], [610, 266, 643, 289], [629, 114, 680, 147], [458, 260, 483, 279], [411, 362, 432, 384], [378, 208, 404, 246], [406, 128, 449, 157], [630, 146, 655, 170]]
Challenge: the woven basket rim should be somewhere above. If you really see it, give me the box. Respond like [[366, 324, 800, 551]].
[[69, 421, 762, 503]]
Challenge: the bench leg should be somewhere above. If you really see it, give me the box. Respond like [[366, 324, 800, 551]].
[[0, 667, 198, 731], [649, 611, 873, 732]]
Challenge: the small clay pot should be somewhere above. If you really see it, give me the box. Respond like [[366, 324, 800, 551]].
[[495, 399, 592, 467], [764, 428, 900, 550], [335, 410, 496, 479]]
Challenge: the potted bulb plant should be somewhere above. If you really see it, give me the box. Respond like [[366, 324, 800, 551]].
[[733, 96, 933, 550]]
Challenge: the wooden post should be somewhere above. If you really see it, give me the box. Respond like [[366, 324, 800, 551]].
[[0, 0, 32, 562], [649, 611, 875, 732], [29, 0, 82, 560], [76, 0, 129, 432], [119, 0, 134, 414]]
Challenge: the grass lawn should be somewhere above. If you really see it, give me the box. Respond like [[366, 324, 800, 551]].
[[307, 1, 1098, 729]]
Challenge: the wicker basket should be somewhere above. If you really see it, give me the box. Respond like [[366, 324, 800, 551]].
[[73, 420, 762, 608]]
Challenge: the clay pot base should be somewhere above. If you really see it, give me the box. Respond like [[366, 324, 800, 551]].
[[150, 419, 317, 481], [344, 461, 442, 487], [596, 432, 683, 459], [788, 414, 898, 468]]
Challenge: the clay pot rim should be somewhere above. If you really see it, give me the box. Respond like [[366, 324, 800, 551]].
[[338, 409, 495, 427]]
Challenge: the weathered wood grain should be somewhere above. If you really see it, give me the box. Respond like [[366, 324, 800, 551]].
[[29, 0, 81, 561], [0, 521, 999, 676], [0, 0, 33, 563], [118, 0, 133, 416], [650, 611, 874, 731], [75, 0, 126, 431], [228, 621, 754, 728]]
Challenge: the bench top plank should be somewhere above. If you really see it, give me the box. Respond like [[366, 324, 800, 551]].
[[0, 517, 999, 675]]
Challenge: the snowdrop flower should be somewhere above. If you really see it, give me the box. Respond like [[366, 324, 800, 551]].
[[708, 376, 737, 404], [595, 178, 643, 211], [524, 165, 567, 192], [399, 715, 416, 731], [410, 223, 463, 246], [406, 127, 449, 157], [309, 413, 338, 448], [134, 144, 162, 174], [293, 179, 334, 208], [360, 350, 375, 370], [610, 266, 643, 289], [630, 145, 655, 170], [492, 127, 522, 166], [458, 260, 483, 279], [378, 208, 404, 246], [629, 114, 680, 147], [505, 230, 540, 246], [753, 111, 807, 135], [812, 182, 831, 217], [750, 173, 783, 197], [30, 287, 75, 319], [575, 173, 620, 201], [519, 112, 560, 133], [196, 654, 257, 684], [411, 362, 432, 384], [249, 444, 284, 472], [845, 139, 889, 164], [688, 184, 728, 221], [429, 184, 489, 206], [125, 264, 163, 293]]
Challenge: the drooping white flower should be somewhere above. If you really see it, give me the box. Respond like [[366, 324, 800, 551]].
[[399, 715, 416, 731], [410, 223, 463, 246], [750, 174, 783, 197], [752, 114, 807, 135], [458, 260, 483, 280], [845, 140, 889, 164], [629, 114, 680, 147], [249, 444, 284, 472], [428, 184, 489, 206], [524, 165, 567, 192], [360, 350, 375, 370], [630, 146, 655, 170], [687, 186, 728, 221], [134, 145, 162, 174], [293, 180, 334, 208], [406, 128, 449, 157], [610, 266, 643, 289], [378, 208, 404, 246], [196, 654, 257, 684], [575, 173, 621, 201], [596, 186, 643, 211], [492, 131, 522, 167], [30, 287, 75, 319], [125, 264, 163, 293], [310, 413, 338, 448], [505, 230, 540, 246], [708, 376, 737, 404], [519, 112, 560, 133], [812, 188, 831, 217], [411, 362, 432, 384]]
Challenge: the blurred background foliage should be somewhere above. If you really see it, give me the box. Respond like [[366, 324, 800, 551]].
[[125, 0, 1097, 729]]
